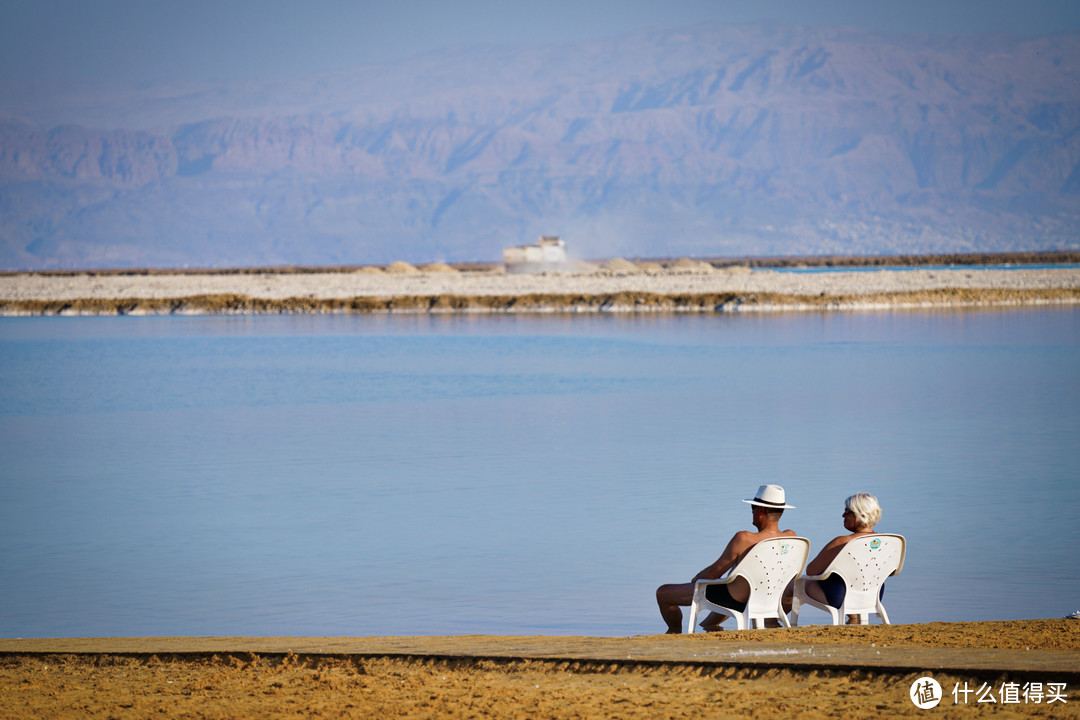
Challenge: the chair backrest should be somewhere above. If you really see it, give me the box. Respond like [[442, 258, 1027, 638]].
[[824, 533, 906, 612], [730, 537, 811, 615]]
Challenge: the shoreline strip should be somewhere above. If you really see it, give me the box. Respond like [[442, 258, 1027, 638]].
[[3, 288, 1080, 317]]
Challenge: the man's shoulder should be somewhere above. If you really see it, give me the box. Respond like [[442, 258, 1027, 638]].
[[752, 528, 799, 536], [744, 529, 798, 544], [731, 528, 796, 545], [731, 527, 799, 543]]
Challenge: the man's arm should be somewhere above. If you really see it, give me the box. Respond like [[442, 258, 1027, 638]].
[[691, 531, 754, 582]]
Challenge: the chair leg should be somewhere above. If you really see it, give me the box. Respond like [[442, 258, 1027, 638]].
[[686, 601, 700, 634], [790, 580, 812, 627]]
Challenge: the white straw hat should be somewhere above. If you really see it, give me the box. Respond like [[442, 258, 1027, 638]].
[[742, 484, 796, 509]]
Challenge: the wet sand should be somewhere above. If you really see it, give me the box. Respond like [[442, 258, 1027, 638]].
[[2, 620, 1077, 718], [1, 259, 1079, 315]]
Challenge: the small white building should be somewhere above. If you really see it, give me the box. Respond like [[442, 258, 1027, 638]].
[[504, 235, 567, 272]]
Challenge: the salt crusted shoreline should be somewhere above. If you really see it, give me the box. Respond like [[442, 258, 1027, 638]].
[[1, 263, 1079, 315]]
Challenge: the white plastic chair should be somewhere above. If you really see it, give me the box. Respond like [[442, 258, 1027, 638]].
[[790, 533, 906, 626], [687, 537, 810, 632]]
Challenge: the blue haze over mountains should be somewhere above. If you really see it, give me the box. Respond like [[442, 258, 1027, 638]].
[[1, 23, 1079, 270]]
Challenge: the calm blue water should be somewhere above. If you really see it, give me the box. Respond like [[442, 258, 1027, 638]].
[[1, 309, 1078, 638]]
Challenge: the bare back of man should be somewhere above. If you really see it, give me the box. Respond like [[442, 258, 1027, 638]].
[[655, 485, 796, 634]]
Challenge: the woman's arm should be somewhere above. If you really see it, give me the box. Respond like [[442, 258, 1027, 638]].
[[805, 535, 848, 576]]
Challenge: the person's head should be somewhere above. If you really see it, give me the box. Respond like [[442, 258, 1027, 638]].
[[751, 504, 784, 527], [742, 484, 795, 526], [843, 493, 881, 530]]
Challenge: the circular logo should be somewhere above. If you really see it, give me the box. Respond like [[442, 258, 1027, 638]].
[[910, 677, 942, 709]]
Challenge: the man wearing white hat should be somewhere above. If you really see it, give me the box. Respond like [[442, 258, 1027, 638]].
[[655, 484, 797, 633]]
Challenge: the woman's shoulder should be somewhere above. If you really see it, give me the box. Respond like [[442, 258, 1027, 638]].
[[824, 533, 858, 548], [833, 530, 881, 546]]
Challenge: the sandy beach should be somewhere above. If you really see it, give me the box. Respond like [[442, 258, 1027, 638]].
[[2, 620, 1077, 718], [2, 258, 1079, 315]]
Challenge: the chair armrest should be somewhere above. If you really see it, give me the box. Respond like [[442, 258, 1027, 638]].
[[691, 576, 735, 605], [793, 571, 835, 597], [800, 571, 833, 582]]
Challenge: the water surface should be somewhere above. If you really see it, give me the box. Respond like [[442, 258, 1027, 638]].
[[1, 310, 1077, 637]]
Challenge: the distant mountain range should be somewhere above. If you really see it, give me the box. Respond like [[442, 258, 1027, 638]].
[[2, 23, 1079, 270]]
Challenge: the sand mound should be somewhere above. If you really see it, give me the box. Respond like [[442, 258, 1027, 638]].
[[384, 261, 419, 274], [566, 261, 600, 274], [667, 258, 715, 273], [721, 264, 753, 274], [602, 258, 640, 273], [356, 266, 385, 274], [420, 263, 458, 273]]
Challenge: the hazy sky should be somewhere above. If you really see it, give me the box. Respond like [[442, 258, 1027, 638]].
[[3, 0, 1080, 86]]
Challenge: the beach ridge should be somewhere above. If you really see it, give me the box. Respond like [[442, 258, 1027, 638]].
[[3, 621, 1077, 718], [4, 620, 1078, 674]]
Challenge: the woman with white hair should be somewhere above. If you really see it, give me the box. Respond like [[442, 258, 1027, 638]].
[[802, 493, 884, 623]]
